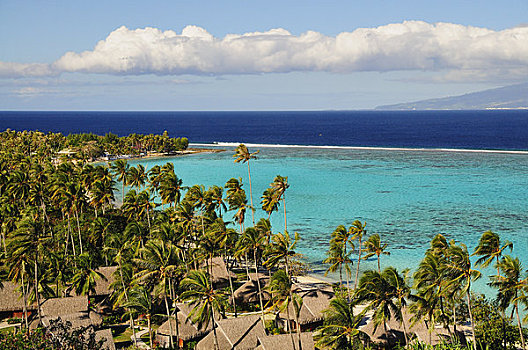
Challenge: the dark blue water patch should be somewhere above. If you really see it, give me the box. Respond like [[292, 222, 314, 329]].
[[1, 110, 528, 150]]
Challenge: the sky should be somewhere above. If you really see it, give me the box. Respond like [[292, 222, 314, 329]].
[[1, 0, 527, 110]]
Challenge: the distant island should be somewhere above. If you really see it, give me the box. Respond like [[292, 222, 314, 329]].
[[376, 82, 528, 110]]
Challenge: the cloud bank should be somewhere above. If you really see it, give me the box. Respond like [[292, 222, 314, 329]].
[[3, 21, 528, 81]]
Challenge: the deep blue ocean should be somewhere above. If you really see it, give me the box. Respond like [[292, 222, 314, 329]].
[[2, 110, 528, 293], [1, 110, 528, 150]]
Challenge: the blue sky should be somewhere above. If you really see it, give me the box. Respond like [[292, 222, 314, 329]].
[[1, 0, 527, 110]]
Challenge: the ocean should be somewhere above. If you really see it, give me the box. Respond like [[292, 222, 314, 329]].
[[2, 110, 528, 291]]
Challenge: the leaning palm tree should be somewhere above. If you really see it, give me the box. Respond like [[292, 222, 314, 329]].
[[329, 225, 354, 294], [314, 297, 369, 350], [323, 240, 352, 291], [181, 269, 227, 350], [350, 220, 367, 289], [123, 286, 156, 347], [489, 255, 526, 349], [445, 243, 481, 350], [472, 230, 513, 276], [134, 239, 181, 348], [363, 234, 389, 273], [271, 175, 290, 232], [110, 159, 129, 198], [233, 144, 259, 225]]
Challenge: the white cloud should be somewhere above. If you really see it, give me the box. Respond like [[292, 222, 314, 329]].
[[2, 21, 528, 81]]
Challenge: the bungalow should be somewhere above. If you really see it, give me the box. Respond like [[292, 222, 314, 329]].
[[156, 302, 219, 348], [0, 282, 36, 320], [257, 332, 315, 350], [277, 283, 334, 332], [232, 273, 271, 305], [195, 315, 266, 350], [202, 256, 237, 288]]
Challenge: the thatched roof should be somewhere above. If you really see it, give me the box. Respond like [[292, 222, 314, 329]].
[[157, 302, 222, 341], [41, 313, 92, 329], [95, 328, 116, 350], [279, 284, 334, 325], [196, 315, 266, 350], [257, 332, 315, 350], [360, 307, 453, 346], [93, 266, 117, 296], [40, 296, 88, 317], [202, 257, 237, 285], [233, 273, 271, 304], [0, 282, 37, 312]]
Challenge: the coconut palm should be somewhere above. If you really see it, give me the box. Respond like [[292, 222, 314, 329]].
[[110, 159, 129, 198], [489, 255, 526, 349], [473, 230, 513, 276], [126, 164, 148, 191], [159, 171, 184, 208], [445, 243, 481, 350], [181, 269, 227, 350], [271, 175, 289, 232], [70, 252, 105, 298], [323, 240, 352, 290], [363, 234, 389, 273], [123, 286, 156, 347], [350, 220, 366, 289], [134, 239, 181, 348], [261, 187, 279, 220], [268, 269, 296, 348], [329, 225, 355, 294], [314, 297, 369, 350], [233, 144, 259, 225]]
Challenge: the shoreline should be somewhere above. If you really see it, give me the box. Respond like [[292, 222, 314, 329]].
[[93, 147, 224, 163], [191, 142, 528, 155]]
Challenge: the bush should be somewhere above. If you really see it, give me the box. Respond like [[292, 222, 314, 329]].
[[6, 318, 21, 325]]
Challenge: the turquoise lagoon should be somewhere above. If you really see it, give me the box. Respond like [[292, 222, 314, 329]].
[[126, 145, 528, 292]]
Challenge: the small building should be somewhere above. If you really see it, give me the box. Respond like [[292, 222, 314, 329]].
[[156, 302, 218, 348], [195, 314, 266, 350], [93, 266, 117, 297], [232, 273, 271, 305], [257, 332, 315, 350], [202, 257, 237, 288], [277, 283, 334, 332], [95, 328, 117, 350], [0, 282, 36, 320]]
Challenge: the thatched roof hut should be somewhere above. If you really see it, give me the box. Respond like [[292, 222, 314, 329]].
[[279, 284, 334, 327], [233, 273, 271, 304], [93, 266, 117, 296], [202, 257, 237, 287], [40, 296, 88, 317], [95, 328, 116, 350], [196, 315, 266, 350], [0, 282, 37, 313], [257, 332, 315, 350]]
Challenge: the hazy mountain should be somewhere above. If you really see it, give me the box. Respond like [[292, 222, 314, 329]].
[[376, 83, 528, 110]]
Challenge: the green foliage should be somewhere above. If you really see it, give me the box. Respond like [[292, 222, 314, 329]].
[[471, 294, 520, 350], [6, 317, 22, 324]]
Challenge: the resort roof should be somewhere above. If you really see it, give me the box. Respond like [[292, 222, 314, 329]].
[[279, 283, 334, 325], [257, 332, 315, 350], [95, 328, 116, 350], [93, 266, 117, 296], [157, 302, 218, 341], [40, 296, 88, 317], [203, 257, 237, 285], [195, 315, 266, 350], [233, 273, 271, 304], [0, 282, 37, 312]]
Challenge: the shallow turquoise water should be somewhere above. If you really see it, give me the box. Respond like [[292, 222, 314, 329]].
[[127, 146, 528, 293]]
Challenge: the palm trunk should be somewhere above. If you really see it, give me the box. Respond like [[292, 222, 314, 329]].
[[225, 251, 237, 317], [296, 312, 303, 350], [401, 312, 409, 346], [164, 295, 175, 349], [285, 298, 296, 350], [354, 236, 362, 289], [147, 316, 153, 348], [211, 303, 220, 350], [466, 288, 477, 350], [285, 256, 297, 349], [34, 258, 42, 325], [515, 303, 525, 349], [75, 211, 83, 254], [254, 250, 266, 327], [21, 266, 28, 330], [282, 197, 287, 232], [118, 260, 137, 346], [377, 255, 381, 273], [247, 162, 255, 226]]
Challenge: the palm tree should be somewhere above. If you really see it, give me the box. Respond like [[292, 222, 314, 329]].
[[445, 243, 481, 350], [271, 175, 289, 232], [261, 187, 279, 220], [123, 286, 156, 347], [70, 252, 105, 298], [350, 220, 366, 289], [329, 225, 354, 294], [489, 255, 526, 349], [181, 269, 227, 350], [314, 297, 369, 350], [473, 230, 513, 276], [134, 239, 181, 348], [363, 234, 389, 273], [234, 144, 259, 225], [126, 164, 148, 191], [110, 159, 129, 199], [323, 240, 352, 290], [159, 170, 184, 208], [269, 269, 296, 349]]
